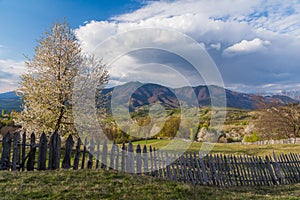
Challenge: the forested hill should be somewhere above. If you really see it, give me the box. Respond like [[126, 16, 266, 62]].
[[0, 91, 22, 112], [103, 82, 298, 110]]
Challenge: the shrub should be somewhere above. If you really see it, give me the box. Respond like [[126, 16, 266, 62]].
[[244, 132, 260, 142]]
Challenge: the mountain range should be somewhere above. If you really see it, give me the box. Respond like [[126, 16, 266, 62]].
[[0, 82, 298, 112], [103, 82, 298, 111]]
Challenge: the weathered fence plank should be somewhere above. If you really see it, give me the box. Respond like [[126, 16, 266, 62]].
[[143, 145, 148, 174], [0, 132, 11, 170], [21, 132, 26, 171], [165, 152, 172, 181], [101, 140, 108, 169], [121, 142, 126, 172], [81, 137, 87, 169], [48, 131, 61, 170], [87, 138, 94, 169], [272, 152, 284, 184], [26, 133, 36, 171], [95, 141, 100, 169], [149, 146, 153, 175], [127, 141, 134, 173], [12, 132, 20, 171], [136, 144, 142, 174], [73, 138, 81, 170], [115, 143, 119, 171], [109, 141, 116, 170], [38, 133, 47, 170], [62, 135, 74, 169]]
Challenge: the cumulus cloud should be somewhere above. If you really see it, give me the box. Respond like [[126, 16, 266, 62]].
[[223, 38, 271, 56], [75, 0, 300, 94], [210, 43, 221, 51], [0, 59, 25, 93]]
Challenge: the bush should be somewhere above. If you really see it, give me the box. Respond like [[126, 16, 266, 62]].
[[244, 132, 260, 142]]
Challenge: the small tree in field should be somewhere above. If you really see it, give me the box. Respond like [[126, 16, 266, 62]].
[[254, 98, 300, 140], [17, 20, 109, 136]]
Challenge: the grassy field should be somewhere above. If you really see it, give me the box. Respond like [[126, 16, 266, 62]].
[[0, 169, 300, 200], [0, 139, 299, 199], [132, 139, 300, 156]]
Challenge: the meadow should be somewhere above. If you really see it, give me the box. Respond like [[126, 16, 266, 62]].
[[1, 169, 300, 200], [132, 139, 300, 156]]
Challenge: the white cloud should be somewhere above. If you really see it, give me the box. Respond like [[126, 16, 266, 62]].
[[223, 38, 271, 56], [210, 43, 221, 51], [75, 0, 300, 93], [0, 59, 25, 93]]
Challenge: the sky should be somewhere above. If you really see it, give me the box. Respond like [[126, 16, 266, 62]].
[[0, 0, 300, 96]]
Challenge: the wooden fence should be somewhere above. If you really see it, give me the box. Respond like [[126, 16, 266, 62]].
[[0, 131, 300, 187], [241, 138, 300, 145]]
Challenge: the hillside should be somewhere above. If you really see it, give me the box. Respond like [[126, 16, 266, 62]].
[[0, 91, 22, 112], [104, 82, 298, 111], [1, 82, 298, 112]]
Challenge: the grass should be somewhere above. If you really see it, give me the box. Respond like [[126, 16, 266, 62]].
[[0, 169, 300, 200], [132, 139, 300, 156]]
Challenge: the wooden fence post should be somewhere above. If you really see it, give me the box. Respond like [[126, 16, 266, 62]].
[[0, 132, 11, 170], [258, 156, 269, 186], [95, 141, 100, 169], [186, 153, 195, 185], [115, 143, 119, 171], [121, 142, 126, 172], [149, 146, 153, 175], [136, 144, 142, 174], [101, 139, 108, 169], [12, 132, 20, 171], [109, 141, 116, 170], [26, 133, 36, 171], [157, 150, 163, 178], [198, 152, 209, 185], [73, 137, 81, 170], [81, 137, 87, 169], [272, 152, 284, 184], [286, 154, 299, 182], [266, 156, 278, 185], [87, 138, 95, 169], [38, 133, 47, 170], [174, 153, 181, 181], [143, 145, 148, 174], [153, 148, 157, 177], [233, 155, 243, 186], [127, 141, 134, 173], [21, 132, 26, 171], [48, 131, 61, 170], [62, 135, 74, 169], [165, 151, 172, 181]]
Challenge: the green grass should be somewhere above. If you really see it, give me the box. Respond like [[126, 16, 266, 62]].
[[0, 169, 300, 200], [132, 139, 300, 156]]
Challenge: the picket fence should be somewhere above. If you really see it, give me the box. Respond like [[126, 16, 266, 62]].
[[0, 131, 300, 187]]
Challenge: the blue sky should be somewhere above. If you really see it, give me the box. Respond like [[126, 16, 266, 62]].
[[0, 0, 144, 60], [0, 0, 300, 97]]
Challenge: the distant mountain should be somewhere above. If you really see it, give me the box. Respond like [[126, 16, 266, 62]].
[[0, 91, 22, 112], [104, 82, 299, 110], [265, 95, 298, 104], [1, 82, 299, 112]]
